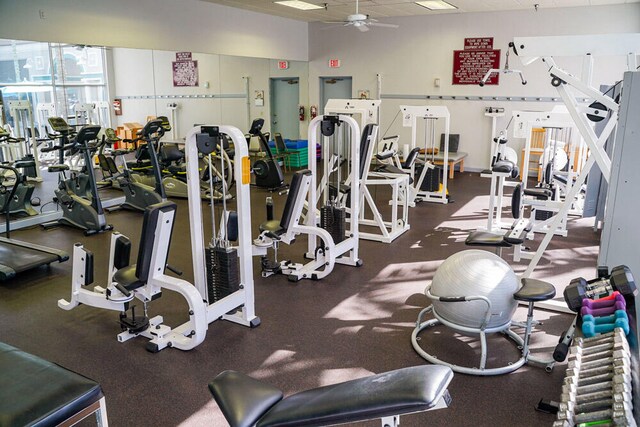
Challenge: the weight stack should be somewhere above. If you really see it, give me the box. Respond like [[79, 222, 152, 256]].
[[416, 165, 442, 192], [205, 245, 240, 303], [534, 209, 554, 221], [321, 205, 346, 244]]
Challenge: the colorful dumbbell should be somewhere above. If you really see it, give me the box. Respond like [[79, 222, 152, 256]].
[[582, 310, 629, 338], [581, 299, 626, 317]]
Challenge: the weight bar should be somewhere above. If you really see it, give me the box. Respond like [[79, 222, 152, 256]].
[[564, 366, 631, 387], [563, 380, 631, 398]]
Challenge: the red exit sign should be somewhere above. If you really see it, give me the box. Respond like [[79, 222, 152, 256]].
[[329, 59, 341, 68], [278, 61, 289, 70]]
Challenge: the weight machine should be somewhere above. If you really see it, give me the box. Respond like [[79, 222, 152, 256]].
[[393, 105, 450, 206], [510, 33, 640, 301], [58, 124, 260, 352], [7, 100, 42, 181], [255, 115, 363, 281], [324, 99, 410, 243]]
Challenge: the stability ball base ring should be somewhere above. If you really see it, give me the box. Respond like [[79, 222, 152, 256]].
[[411, 314, 527, 376]]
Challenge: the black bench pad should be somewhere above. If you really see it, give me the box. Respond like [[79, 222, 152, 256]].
[[465, 231, 512, 247], [0, 342, 103, 427], [210, 371, 284, 427], [258, 365, 452, 427], [514, 278, 556, 302]]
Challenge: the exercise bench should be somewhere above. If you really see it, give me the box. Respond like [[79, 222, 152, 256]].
[[209, 365, 453, 427], [0, 342, 107, 426]]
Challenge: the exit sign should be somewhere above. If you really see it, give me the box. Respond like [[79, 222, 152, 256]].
[[278, 61, 289, 70], [329, 59, 341, 68]]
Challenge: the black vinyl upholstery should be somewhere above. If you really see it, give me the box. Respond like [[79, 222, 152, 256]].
[[113, 202, 176, 290], [359, 124, 375, 179], [465, 231, 512, 247], [278, 170, 310, 233], [209, 366, 452, 427], [209, 371, 283, 427], [0, 342, 103, 427], [514, 278, 556, 302]]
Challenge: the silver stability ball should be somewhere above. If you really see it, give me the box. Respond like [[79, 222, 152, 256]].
[[431, 250, 519, 330]]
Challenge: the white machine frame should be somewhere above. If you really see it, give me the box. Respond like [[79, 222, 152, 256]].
[[323, 99, 410, 243], [509, 34, 640, 313], [58, 124, 259, 351], [399, 105, 450, 205], [8, 100, 42, 181], [306, 115, 363, 275]]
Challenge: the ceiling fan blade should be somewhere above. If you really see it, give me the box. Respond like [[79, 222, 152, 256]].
[[322, 20, 348, 24], [356, 24, 370, 32], [367, 22, 399, 28]]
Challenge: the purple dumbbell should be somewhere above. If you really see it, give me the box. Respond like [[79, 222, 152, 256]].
[[581, 299, 626, 317], [581, 291, 626, 310]]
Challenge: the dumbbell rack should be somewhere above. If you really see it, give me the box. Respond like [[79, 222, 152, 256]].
[[554, 328, 636, 426]]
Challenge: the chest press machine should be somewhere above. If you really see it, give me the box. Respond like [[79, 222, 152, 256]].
[[254, 115, 362, 281], [58, 125, 259, 352]]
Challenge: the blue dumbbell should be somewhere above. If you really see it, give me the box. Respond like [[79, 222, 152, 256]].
[[582, 309, 629, 338]]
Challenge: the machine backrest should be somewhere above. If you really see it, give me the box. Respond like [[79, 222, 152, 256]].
[[160, 144, 184, 162], [280, 170, 311, 232], [274, 133, 287, 153], [402, 147, 421, 169], [359, 124, 375, 179], [135, 201, 177, 282]]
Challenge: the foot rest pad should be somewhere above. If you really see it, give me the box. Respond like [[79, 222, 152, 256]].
[[210, 365, 453, 427]]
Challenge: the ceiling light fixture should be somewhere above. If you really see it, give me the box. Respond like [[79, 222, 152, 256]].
[[415, 1, 457, 10], [274, 1, 324, 10]]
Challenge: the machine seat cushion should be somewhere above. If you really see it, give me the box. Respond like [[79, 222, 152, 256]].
[[209, 371, 283, 427], [513, 278, 556, 302], [13, 160, 36, 169], [256, 365, 453, 427], [465, 231, 512, 247], [523, 188, 552, 199], [113, 265, 145, 291], [374, 165, 413, 184], [0, 342, 103, 427], [491, 160, 514, 174], [48, 164, 70, 173]]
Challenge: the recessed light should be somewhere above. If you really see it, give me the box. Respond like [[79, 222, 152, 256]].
[[274, 1, 324, 10], [415, 1, 457, 10]]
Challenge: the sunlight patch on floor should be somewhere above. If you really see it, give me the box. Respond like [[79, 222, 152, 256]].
[[319, 367, 373, 386]]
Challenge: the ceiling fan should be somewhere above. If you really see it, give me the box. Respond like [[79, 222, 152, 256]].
[[323, 0, 399, 32]]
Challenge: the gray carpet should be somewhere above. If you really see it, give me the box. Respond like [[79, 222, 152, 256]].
[[0, 170, 601, 426]]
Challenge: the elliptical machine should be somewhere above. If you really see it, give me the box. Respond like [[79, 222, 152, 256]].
[[42, 125, 113, 236], [106, 120, 167, 211], [249, 118, 285, 190]]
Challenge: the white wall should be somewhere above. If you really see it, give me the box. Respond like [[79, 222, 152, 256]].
[[111, 48, 309, 139], [308, 4, 640, 171], [0, 0, 308, 61]]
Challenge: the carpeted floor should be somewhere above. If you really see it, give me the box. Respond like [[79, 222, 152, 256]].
[[0, 169, 602, 426]]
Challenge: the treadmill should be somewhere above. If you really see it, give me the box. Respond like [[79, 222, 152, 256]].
[[0, 164, 68, 280]]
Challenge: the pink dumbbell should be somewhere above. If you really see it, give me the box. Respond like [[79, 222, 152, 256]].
[[581, 298, 626, 317]]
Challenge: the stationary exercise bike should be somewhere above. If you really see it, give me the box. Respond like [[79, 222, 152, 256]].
[[42, 125, 113, 236], [249, 118, 285, 190], [105, 121, 167, 211]]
